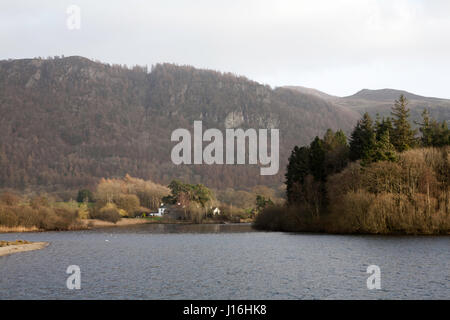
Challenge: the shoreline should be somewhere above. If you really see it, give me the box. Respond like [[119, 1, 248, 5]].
[[0, 241, 49, 257], [82, 218, 151, 229], [0, 217, 253, 233], [253, 227, 450, 236], [0, 226, 41, 233], [0, 218, 155, 233]]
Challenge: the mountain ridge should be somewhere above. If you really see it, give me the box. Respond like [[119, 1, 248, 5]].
[[0, 56, 359, 191], [285, 85, 450, 125]]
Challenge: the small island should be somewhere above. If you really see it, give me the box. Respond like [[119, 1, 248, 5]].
[[0, 240, 49, 257]]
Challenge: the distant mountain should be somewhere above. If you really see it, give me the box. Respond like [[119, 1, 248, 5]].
[[283, 86, 338, 101], [347, 88, 428, 101], [0, 56, 359, 191], [286, 87, 450, 125]]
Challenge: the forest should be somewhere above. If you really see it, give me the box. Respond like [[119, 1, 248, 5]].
[[254, 95, 450, 234], [0, 56, 358, 192]]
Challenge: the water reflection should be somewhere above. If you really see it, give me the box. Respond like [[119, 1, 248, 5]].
[[100, 223, 255, 234]]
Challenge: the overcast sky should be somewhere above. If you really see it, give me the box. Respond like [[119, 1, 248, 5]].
[[1, 0, 450, 98]]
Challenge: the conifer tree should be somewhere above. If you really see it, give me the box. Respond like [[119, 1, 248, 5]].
[[416, 109, 434, 147], [309, 136, 326, 181], [367, 130, 397, 164], [334, 130, 348, 146], [432, 121, 450, 147], [323, 129, 335, 148], [323, 130, 349, 175], [415, 109, 450, 147], [391, 94, 416, 151], [375, 117, 393, 142], [349, 113, 376, 161], [285, 146, 310, 204]]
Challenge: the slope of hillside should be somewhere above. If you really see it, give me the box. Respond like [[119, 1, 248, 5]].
[[347, 88, 428, 101], [286, 86, 450, 125], [283, 85, 338, 101], [343, 89, 450, 122], [0, 56, 359, 191]]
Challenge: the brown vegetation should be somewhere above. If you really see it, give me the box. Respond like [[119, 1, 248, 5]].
[[0, 239, 31, 247], [0, 195, 82, 231], [255, 147, 450, 234], [89, 203, 121, 224], [0, 174, 282, 230], [0, 56, 360, 192], [93, 175, 169, 219]]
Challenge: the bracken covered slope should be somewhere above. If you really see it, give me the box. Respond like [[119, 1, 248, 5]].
[[0, 56, 359, 191]]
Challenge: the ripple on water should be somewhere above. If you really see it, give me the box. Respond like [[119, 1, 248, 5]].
[[0, 224, 449, 299]]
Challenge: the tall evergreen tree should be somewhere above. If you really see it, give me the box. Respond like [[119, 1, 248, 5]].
[[323, 129, 335, 147], [323, 129, 348, 150], [415, 109, 450, 147], [349, 113, 376, 161], [285, 130, 350, 206], [432, 121, 450, 147], [416, 109, 434, 147], [334, 129, 348, 146], [309, 136, 326, 181], [391, 94, 416, 152], [375, 117, 393, 142], [285, 146, 310, 204], [367, 130, 397, 164], [323, 130, 349, 175]]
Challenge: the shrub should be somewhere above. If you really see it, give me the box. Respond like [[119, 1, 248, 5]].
[[30, 196, 50, 209], [186, 204, 205, 223], [0, 192, 21, 206], [115, 194, 140, 216], [90, 203, 121, 223], [0, 204, 78, 231], [253, 206, 285, 231], [0, 208, 19, 227], [77, 203, 90, 219], [253, 204, 324, 232]]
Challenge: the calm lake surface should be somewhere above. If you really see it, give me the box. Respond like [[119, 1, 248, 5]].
[[0, 223, 448, 299]]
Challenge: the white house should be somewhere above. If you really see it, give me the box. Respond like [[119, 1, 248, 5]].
[[150, 203, 167, 217]]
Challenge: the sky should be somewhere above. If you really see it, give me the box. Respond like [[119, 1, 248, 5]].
[[1, 0, 450, 98]]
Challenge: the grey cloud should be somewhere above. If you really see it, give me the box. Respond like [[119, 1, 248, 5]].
[[1, 0, 450, 98]]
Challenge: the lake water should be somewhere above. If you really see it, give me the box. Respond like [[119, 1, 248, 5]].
[[0, 223, 448, 299]]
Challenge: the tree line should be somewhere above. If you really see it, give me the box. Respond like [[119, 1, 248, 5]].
[[256, 95, 450, 234], [286, 94, 449, 207]]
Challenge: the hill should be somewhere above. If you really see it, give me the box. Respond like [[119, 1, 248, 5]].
[[287, 86, 450, 125], [283, 86, 338, 101], [0, 56, 359, 192]]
